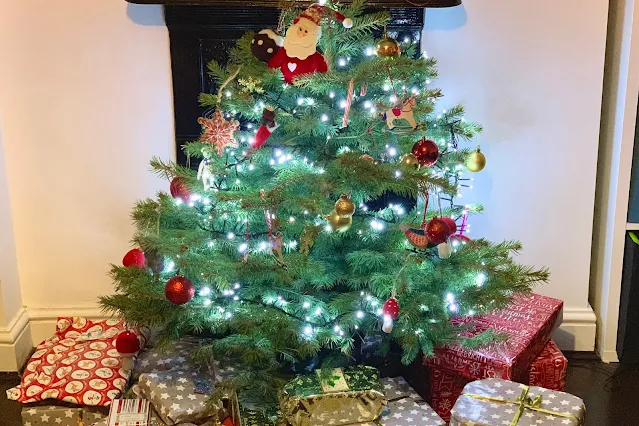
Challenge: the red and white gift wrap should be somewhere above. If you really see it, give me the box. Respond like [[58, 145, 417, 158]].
[[107, 399, 151, 426], [421, 293, 564, 422], [528, 340, 567, 391], [7, 317, 146, 407]]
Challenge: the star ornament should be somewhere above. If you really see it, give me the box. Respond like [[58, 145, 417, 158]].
[[198, 110, 240, 156]]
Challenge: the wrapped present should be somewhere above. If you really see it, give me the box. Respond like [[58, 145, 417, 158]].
[[137, 367, 239, 425], [450, 378, 584, 426], [280, 366, 387, 426], [83, 406, 108, 425], [241, 408, 277, 426], [528, 340, 567, 391], [425, 294, 563, 382], [371, 377, 445, 426], [106, 399, 151, 425], [8, 317, 146, 406], [134, 339, 202, 378], [22, 406, 83, 426]]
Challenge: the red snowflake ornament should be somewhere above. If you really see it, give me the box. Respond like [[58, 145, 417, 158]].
[[198, 110, 240, 156]]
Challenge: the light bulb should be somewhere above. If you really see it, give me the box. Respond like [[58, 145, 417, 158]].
[[227, 232, 235, 240], [303, 302, 311, 309], [321, 114, 329, 122], [316, 308, 322, 315], [329, 92, 335, 98], [364, 101, 373, 109], [446, 293, 455, 303], [304, 325, 314, 335], [203, 299, 211, 306], [356, 311, 365, 319], [365, 46, 374, 56], [238, 243, 248, 253], [199, 287, 211, 296], [297, 98, 304, 105], [338, 58, 346, 67]]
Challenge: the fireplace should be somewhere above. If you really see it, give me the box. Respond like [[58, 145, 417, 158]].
[[126, 0, 460, 166]]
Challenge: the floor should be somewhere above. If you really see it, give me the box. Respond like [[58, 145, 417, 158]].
[[0, 354, 633, 425]]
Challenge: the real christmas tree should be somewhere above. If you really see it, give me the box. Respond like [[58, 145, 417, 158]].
[[102, 0, 548, 402]]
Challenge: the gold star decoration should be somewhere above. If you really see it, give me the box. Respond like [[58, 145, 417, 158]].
[[238, 77, 265, 93], [197, 110, 240, 156]]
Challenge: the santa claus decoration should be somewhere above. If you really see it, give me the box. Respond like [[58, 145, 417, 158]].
[[268, 5, 353, 84]]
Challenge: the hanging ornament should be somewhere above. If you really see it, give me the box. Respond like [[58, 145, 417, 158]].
[[385, 97, 417, 130], [170, 177, 192, 202], [252, 107, 279, 149], [412, 138, 440, 167], [197, 110, 240, 156], [424, 217, 450, 245], [145, 250, 164, 275], [359, 154, 378, 164], [438, 242, 452, 259], [197, 147, 215, 190], [376, 34, 401, 57], [382, 297, 400, 334], [300, 225, 322, 254], [251, 29, 284, 62], [440, 217, 457, 236], [465, 147, 486, 172], [268, 5, 352, 84], [116, 329, 141, 370], [334, 195, 355, 218], [238, 77, 265, 94], [342, 79, 355, 127], [122, 248, 145, 268], [326, 210, 352, 232], [400, 223, 429, 250], [116, 330, 141, 355], [165, 276, 195, 305], [399, 153, 420, 169]]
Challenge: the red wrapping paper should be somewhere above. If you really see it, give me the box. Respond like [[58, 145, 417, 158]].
[[425, 293, 563, 382], [419, 293, 563, 422], [528, 340, 567, 391]]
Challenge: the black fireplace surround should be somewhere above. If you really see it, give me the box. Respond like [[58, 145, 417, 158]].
[[126, 0, 460, 165]]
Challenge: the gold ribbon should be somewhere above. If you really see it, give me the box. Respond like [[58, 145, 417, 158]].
[[462, 385, 580, 426]]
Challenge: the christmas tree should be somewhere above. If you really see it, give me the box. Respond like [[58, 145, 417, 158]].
[[102, 0, 548, 400]]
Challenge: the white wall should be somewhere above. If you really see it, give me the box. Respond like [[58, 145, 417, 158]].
[[423, 0, 608, 349], [0, 0, 173, 341], [0, 0, 607, 351]]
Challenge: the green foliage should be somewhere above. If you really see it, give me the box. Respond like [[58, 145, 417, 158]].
[[101, 1, 549, 401]]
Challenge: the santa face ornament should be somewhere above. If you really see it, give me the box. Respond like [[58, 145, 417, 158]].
[[267, 5, 352, 84]]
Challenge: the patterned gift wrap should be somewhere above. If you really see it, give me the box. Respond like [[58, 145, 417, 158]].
[[450, 379, 584, 426], [528, 341, 567, 391], [107, 399, 151, 426], [137, 367, 238, 425], [7, 317, 146, 406], [21, 406, 83, 426], [281, 366, 387, 426]]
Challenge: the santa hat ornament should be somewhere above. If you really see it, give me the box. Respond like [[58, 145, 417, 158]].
[[296, 5, 353, 29]]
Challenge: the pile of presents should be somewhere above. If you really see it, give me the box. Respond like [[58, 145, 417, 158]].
[[7, 294, 586, 425]]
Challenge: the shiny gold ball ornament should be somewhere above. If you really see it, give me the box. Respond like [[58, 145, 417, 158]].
[[334, 195, 356, 218], [400, 153, 420, 169], [376, 35, 401, 57], [465, 147, 487, 172], [326, 210, 352, 232]]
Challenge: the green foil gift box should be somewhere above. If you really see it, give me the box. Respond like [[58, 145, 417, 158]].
[[280, 366, 387, 426]]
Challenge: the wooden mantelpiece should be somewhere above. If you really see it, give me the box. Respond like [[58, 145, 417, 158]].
[[126, 0, 461, 8]]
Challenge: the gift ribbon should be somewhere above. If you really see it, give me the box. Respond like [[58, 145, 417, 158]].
[[462, 386, 580, 426]]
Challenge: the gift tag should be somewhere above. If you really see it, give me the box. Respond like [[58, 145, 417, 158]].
[[107, 399, 151, 426]]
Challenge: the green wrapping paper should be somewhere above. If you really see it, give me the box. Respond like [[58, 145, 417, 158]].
[[281, 366, 387, 426]]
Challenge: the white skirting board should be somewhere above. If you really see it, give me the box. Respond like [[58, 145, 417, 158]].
[[0, 304, 600, 372]]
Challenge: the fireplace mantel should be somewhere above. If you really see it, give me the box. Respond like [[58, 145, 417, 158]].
[[126, 0, 461, 8]]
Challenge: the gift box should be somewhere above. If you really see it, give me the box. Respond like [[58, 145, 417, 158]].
[[280, 366, 387, 426], [21, 405, 108, 426], [21, 406, 83, 426], [421, 294, 563, 421], [8, 317, 146, 406], [137, 367, 238, 425], [373, 377, 445, 426], [528, 340, 567, 391], [449, 378, 584, 426], [425, 294, 563, 382]]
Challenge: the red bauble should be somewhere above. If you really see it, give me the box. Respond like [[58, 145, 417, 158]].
[[165, 276, 195, 305], [411, 138, 439, 166], [382, 297, 400, 320], [449, 234, 472, 247], [116, 330, 140, 355], [424, 217, 450, 245], [440, 217, 457, 236], [123, 248, 145, 268], [170, 177, 192, 202], [222, 417, 236, 426]]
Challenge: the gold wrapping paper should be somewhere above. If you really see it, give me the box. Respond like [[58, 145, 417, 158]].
[[280, 366, 387, 426]]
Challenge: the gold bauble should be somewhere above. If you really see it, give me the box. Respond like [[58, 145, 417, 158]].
[[334, 195, 356, 218], [326, 210, 352, 232], [376, 36, 401, 57], [465, 147, 486, 172], [400, 153, 420, 169]]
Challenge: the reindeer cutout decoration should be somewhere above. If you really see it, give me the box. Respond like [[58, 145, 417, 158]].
[[385, 96, 418, 130]]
